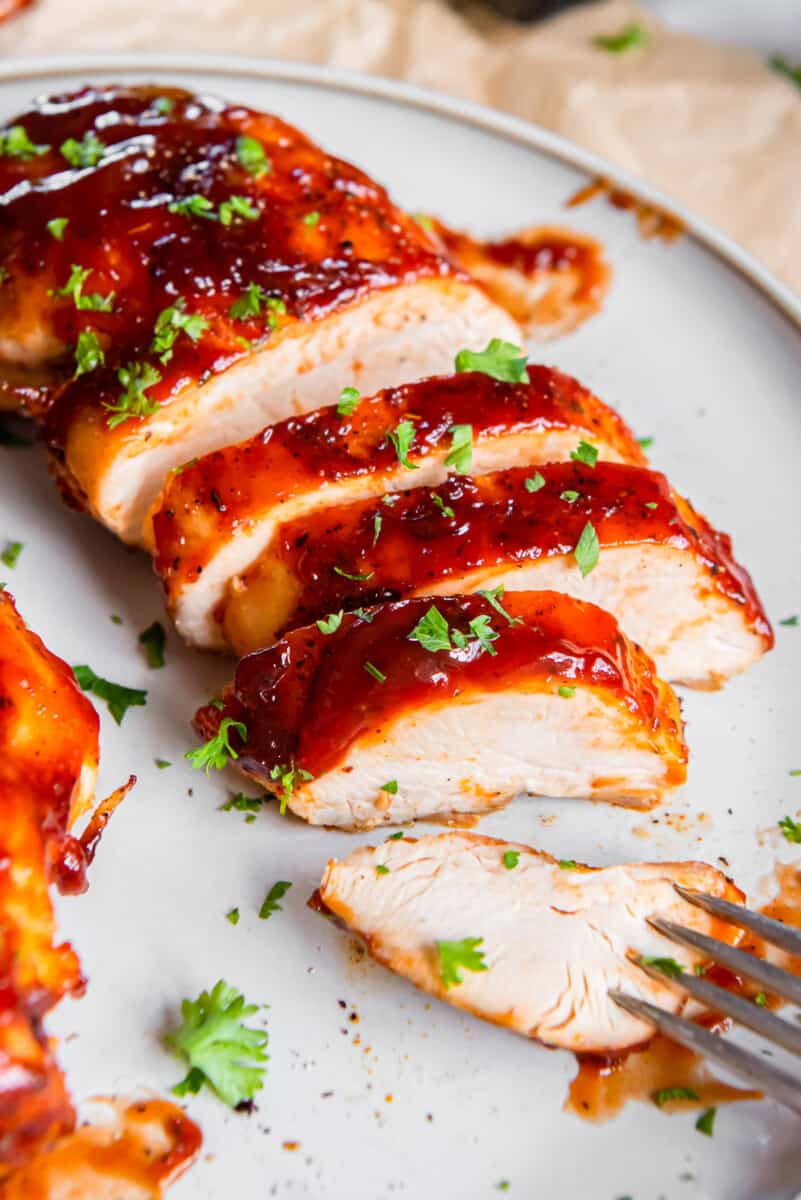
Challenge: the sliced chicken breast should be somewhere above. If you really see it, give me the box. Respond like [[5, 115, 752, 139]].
[[0, 593, 99, 1170], [226, 459, 772, 686], [317, 832, 744, 1055], [194, 591, 687, 829], [152, 367, 645, 651], [0, 84, 519, 545]]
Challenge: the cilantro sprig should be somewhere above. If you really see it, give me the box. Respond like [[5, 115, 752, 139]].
[[436, 937, 488, 989], [455, 339, 529, 384], [186, 717, 247, 772], [166, 979, 268, 1108], [268, 763, 313, 814]]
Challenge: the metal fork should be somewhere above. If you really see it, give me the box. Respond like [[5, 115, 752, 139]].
[[609, 884, 801, 1115]]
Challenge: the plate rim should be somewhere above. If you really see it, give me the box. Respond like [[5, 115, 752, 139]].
[[1, 50, 800, 334]]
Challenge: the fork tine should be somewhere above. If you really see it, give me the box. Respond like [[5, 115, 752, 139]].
[[609, 991, 801, 1116], [674, 886, 801, 959], [637, 960, 801, 1058], [647, 916, 801, 1007]]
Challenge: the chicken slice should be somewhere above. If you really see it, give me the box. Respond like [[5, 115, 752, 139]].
[[317, 832, 744, 1055], [194, 591, 686, 829], [0, 592, 99, 1172], [152, 366, 645, 651], [227, 460, 771, 686], [0, 84, 519, 545]]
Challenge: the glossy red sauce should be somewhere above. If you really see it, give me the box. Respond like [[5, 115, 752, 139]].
[[153, 366, 644, 585], [195, 590, 680, 784], [0, 84, 454, 435], [260, 460, 771, 640]]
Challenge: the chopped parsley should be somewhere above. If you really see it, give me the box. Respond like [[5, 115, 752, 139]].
[[268, 763, 312, 814], [155, 758, 171, 769], [0, 124, 49, 159], [138, 620, 166, 668], [110, 614, 123, 625], [790, 769, 801, 777], [219, 195, 260, 226], [333, 565, 374, 582], [226, 908, 240, 926], [444, 424, 473, 474], [503, 850, 519, 870], [560, 490, 580, 503], [375, 864, 390, 875], [53, 263, 115, 312], [408, 605, 451, 653], [695, 1107, 717, 1137], [637, 435, 654, 450], [574, 521, 600, 577], [364, 661, 387, 683], [593, 23, 649, 53], [166, 979, 268, 1108], [770, 57, 801, 91], [169, 194, 216, 220], [186, 718, 247, 772], [525, 472, 545, 494], [259, 880, 292, 920], [235, 134, 270, 178], [431, 492, 455, 518], [558, 685, 576, 699], [302, 211, 321, 227], [316, 610, 344, 635], [570, 440, 598, 468], [558, 860, 578, 871], [46, 217, 69, 241], [229, 283, 286, 325], [387, 830, 405, 840], [644, 501, 658, 510], [74, 330, 104, 378], [337, 386, 361, 416], [387, 421, 418, 469], [454, 339, 529, 384], [151, 298, 208, 363], [478, 585, 521, 626], [780, 615, 799, 626], [221, 792, 265, 814], [437, 937, 488, 989], [653, 1086, 699, 1108], [639, 955, 685, 978], [779, 816, 801, 844], [72, 663, 147, 725], [413, 212, 434, 231], [60, 131, 105, 168], [153, 96, 174, 115], [754, 991, 768, 1007], [380, 780, 399, 794], [104, 362, 162, 429], [463, 614, 499, 656], [372, 513, 383, 546], [1, 540, 23, 568]]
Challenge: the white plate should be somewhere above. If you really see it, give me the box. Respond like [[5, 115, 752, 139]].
[[2, 56, 801, 1200]]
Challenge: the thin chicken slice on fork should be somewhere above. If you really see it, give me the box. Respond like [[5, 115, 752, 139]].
[[193, 591, 687, 829], [151, 366, 646, 651], [0, 84, 519, 545]]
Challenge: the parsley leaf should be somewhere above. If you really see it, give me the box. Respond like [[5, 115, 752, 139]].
[[454, 339, 529, 384], [186, 717, 247, 772], [235, 134, 270, 178], [337, 386, 361, 416], [138, 620, 166, 669], [302, 211, 321, 227], [464, 614, 498, 656], [104, 362, 162, 428], [153, 96, 174, 115], [780, 615, 799, 627], [0, 124, 49, 159], [408, 605, 452, 653], [444, 423, 473, 474], [259, 880, 292, 920], [364, 661, 387, 683], [60, 131, 105, 168], [653, 1086, 699, 1108], [165, 979, 268, 1108], [770, 56, 801, 91], [570, 440, 598, 468], [436, 937, 488, 989], [375, 864, 390, 875], [268, 763, 312, 814], [372, 512, 383, 546], [229, 283, 285, 325], [316, 610, 344, 635], [151, 298, 208, 363], [431, 492, 455, 518], [169, 194, 216, 220], [478, 585, 521, 626], [387, 421, 418, 469], [574, 521, 600, 577], [221, 792, 265, 814], [381, 780, 398, 794], [560, 490, 580, 503], [155, 758, 171, 769], [695, 1107, 717, 1137], [226, 907, 240, 925], [639, 955, 685, 978], [779, 816, 801, 844], [754, 991, 768, 1007], [46, 217, 69, 241], [525, 472, 545, 493], [74, 330, 104, 378], [637, 435, 654, 450], [1, 540, 23, 568], [558, 859, 578, 870], [219, 195, 260, 226], [593, 22, 649, 53], [503, 850, 519, 870], [558, 685, 576, 699], [53, 263, 115, 312], [72, 663, 147, 725], [413, 211, 434, 231], [387, 830, 405, 840]]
